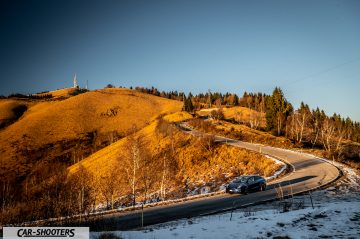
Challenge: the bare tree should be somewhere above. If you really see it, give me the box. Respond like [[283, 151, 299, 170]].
[[288, 105, 310, 145], [69, 164, 95, 217], [210, 109, 224, 120], [207, 89, 212, 108], [215, 98, 222, 108], [320, 117, 347, 160], [311, 116, 321, 148], [198, 134, 216, 153], [320, 118, 335, 153], [248, 96, 265, 129], [235, 110, 245, 124], [1, 179, 15, 213], [97, 165, 121, 210], [121, 126, 148, 206], [155, 119, 179, 201], [157, 149, 178, 201], [249, 110, 260, 129], [333, 123, 346, 159], [159, 153, 168, 200], [249, 97, 260, 129], [140, 151, 154, 204], [257, 95, 266, 128]]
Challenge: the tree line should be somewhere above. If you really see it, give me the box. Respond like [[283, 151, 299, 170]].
[[130, 86, 360, 150], [5, 93, 53, 99]]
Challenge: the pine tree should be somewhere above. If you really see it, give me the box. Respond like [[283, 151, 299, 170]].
[[183, 94, 194, 113], [266, 87, 293, 136]]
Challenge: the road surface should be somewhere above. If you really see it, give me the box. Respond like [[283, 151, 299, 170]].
[[84, 123, 340, 232]]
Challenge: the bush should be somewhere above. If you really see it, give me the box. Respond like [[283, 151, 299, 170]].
[[69, 88, 88, 96], [210, 109, 224, 120], [188, 118, 216, 132]]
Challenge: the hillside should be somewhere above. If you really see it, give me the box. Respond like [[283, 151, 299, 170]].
[[0, 99, 30, 128], [198, 106, 266, 128], [68, 111, 193, 175], [66, 112, 281, 211], [45, 88, 77, 99], [0, 109, 282, 224], [0, 88, 182, 180]]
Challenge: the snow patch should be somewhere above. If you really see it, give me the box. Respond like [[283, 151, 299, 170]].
[[91, 200, 360, 239], [264, 155, 287, 181]]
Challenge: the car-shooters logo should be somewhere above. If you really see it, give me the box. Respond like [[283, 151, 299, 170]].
[[3, 227, 89, 239]]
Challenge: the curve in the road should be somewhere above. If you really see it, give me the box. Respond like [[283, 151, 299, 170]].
[[85, 123, 340, 232]]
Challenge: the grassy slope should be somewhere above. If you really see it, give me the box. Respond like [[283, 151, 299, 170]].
[[0, 88, 182, 177], [69, 112, 281, 205], [215, 121, 293, 148], [34, 87, 77, 99], [198, 106, 266, 127], [189, 117, 360, 170], [68, 112, 194, 175], [0, 100, 25, 120]]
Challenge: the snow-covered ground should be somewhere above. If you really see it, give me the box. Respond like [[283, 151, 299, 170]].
[[92, 201, 359, 239], [91, 163, 360, 239], [264, 155, 287, 181]]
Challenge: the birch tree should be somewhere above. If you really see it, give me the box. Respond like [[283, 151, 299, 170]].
[[288, 102, 311, 145], [98, 165, 121, 210], [320, 118, 335, 153], [123, 137, 141, 206]]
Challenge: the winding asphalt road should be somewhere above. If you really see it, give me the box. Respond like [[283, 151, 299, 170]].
[[86, 123, 340, 232]]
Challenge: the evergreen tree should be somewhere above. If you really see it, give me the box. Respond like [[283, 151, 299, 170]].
[[183, 94, 194, 113], [266, 87, 293, 136]]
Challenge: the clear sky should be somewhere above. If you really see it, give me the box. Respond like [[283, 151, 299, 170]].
[[1, 0, 359, 121]]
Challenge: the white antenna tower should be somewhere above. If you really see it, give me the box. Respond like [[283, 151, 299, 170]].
[[73, 74, 79, 88]]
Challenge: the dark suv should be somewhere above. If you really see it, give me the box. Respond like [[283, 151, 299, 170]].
[[226, 175, 266, 194]]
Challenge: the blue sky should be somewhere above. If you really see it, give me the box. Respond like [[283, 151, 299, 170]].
[[0, 0, 359, 120]]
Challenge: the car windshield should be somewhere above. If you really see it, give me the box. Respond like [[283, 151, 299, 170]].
[[233, 176, 250, 183]]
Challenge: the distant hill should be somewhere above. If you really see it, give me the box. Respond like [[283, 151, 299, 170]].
[[35, 87, 77, 99], [0, 88, 182, 179]]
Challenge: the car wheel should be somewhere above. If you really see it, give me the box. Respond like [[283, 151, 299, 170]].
[[260, 184, 266, 191]]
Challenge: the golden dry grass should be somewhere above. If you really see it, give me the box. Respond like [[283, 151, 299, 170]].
[[189, 118, 293, 149], [69, 113, 281, 204], [198, 106, 266, 127], [0, 99, 28, 122], [163, 111, 193, 123], [217, 121, 292, 147], [0, 88, 182, 176], [68, 111, 192, 175], [35, 88, 77, 99], [0, 112, 282, 223]]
